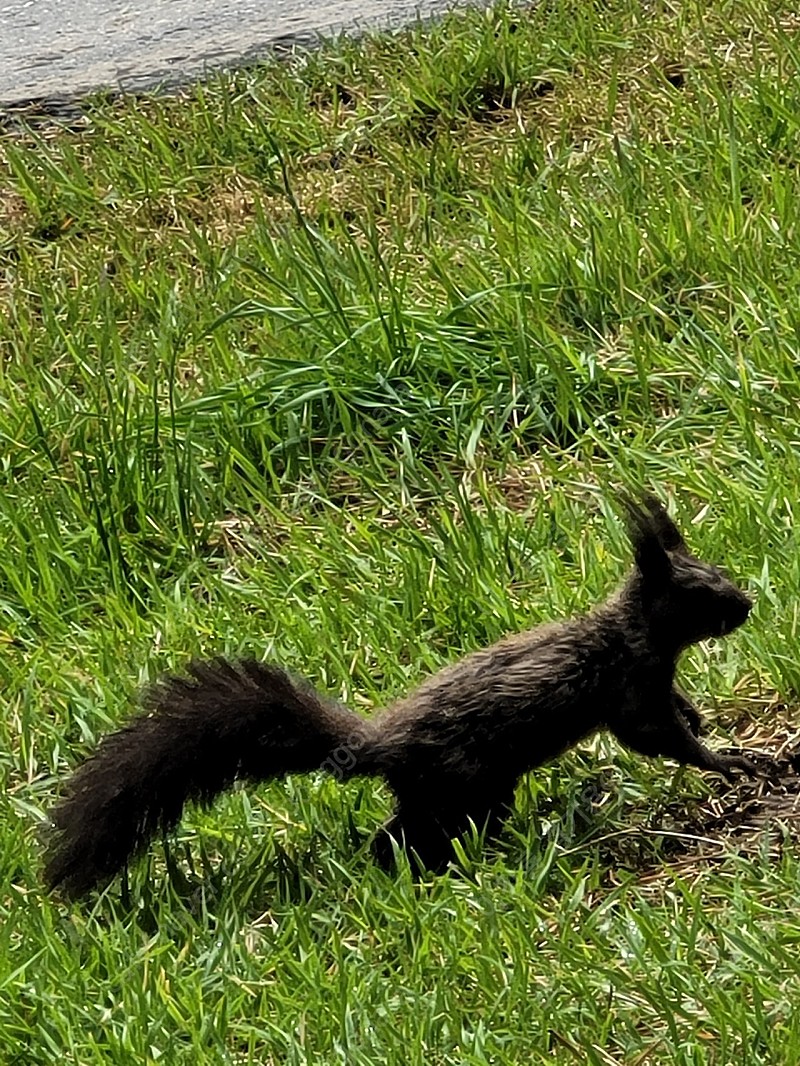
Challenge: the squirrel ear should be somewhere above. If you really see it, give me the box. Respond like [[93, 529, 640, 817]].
[[620, 493, 680, 577], [639, 493, 687, 553]]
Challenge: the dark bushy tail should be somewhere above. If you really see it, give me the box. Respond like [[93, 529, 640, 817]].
[[43, 658, 375, 898]]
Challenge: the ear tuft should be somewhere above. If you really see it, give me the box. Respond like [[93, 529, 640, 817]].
[[620, 492, 687, 554], [619, 492, 686, 577]]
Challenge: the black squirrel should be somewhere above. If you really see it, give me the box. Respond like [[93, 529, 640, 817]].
[[43, 495, 758, 898]]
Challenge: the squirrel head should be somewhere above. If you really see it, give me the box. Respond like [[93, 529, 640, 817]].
[[621, 494, 752, 650]]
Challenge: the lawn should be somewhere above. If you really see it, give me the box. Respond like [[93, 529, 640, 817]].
[[2, 0, 800, 1061]]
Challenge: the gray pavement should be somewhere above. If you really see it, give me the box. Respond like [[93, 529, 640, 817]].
[[0, 0, 467, 112]]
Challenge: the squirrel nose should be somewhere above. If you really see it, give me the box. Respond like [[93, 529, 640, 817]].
[[732, 594, 752, 628]]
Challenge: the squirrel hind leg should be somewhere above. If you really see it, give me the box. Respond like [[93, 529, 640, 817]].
[[372, 791, 516, 875], [371, 810, 454, 875]]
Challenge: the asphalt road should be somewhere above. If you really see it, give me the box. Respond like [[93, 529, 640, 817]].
[[0, 0, 468, 111]]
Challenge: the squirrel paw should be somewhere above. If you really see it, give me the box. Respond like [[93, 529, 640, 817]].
[[713, 751, 758, 782]]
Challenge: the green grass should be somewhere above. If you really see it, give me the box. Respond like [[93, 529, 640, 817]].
[[3, 0, 800, 1060]]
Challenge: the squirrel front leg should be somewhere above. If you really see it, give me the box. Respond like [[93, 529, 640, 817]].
[[671, 687, 703, 736], [610, 695, 757, 782]]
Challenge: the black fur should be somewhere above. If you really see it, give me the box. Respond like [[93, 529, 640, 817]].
[[43, 495, 756, 898]]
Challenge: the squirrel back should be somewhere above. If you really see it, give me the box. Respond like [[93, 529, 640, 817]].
[[43, 495, 757, 898]]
